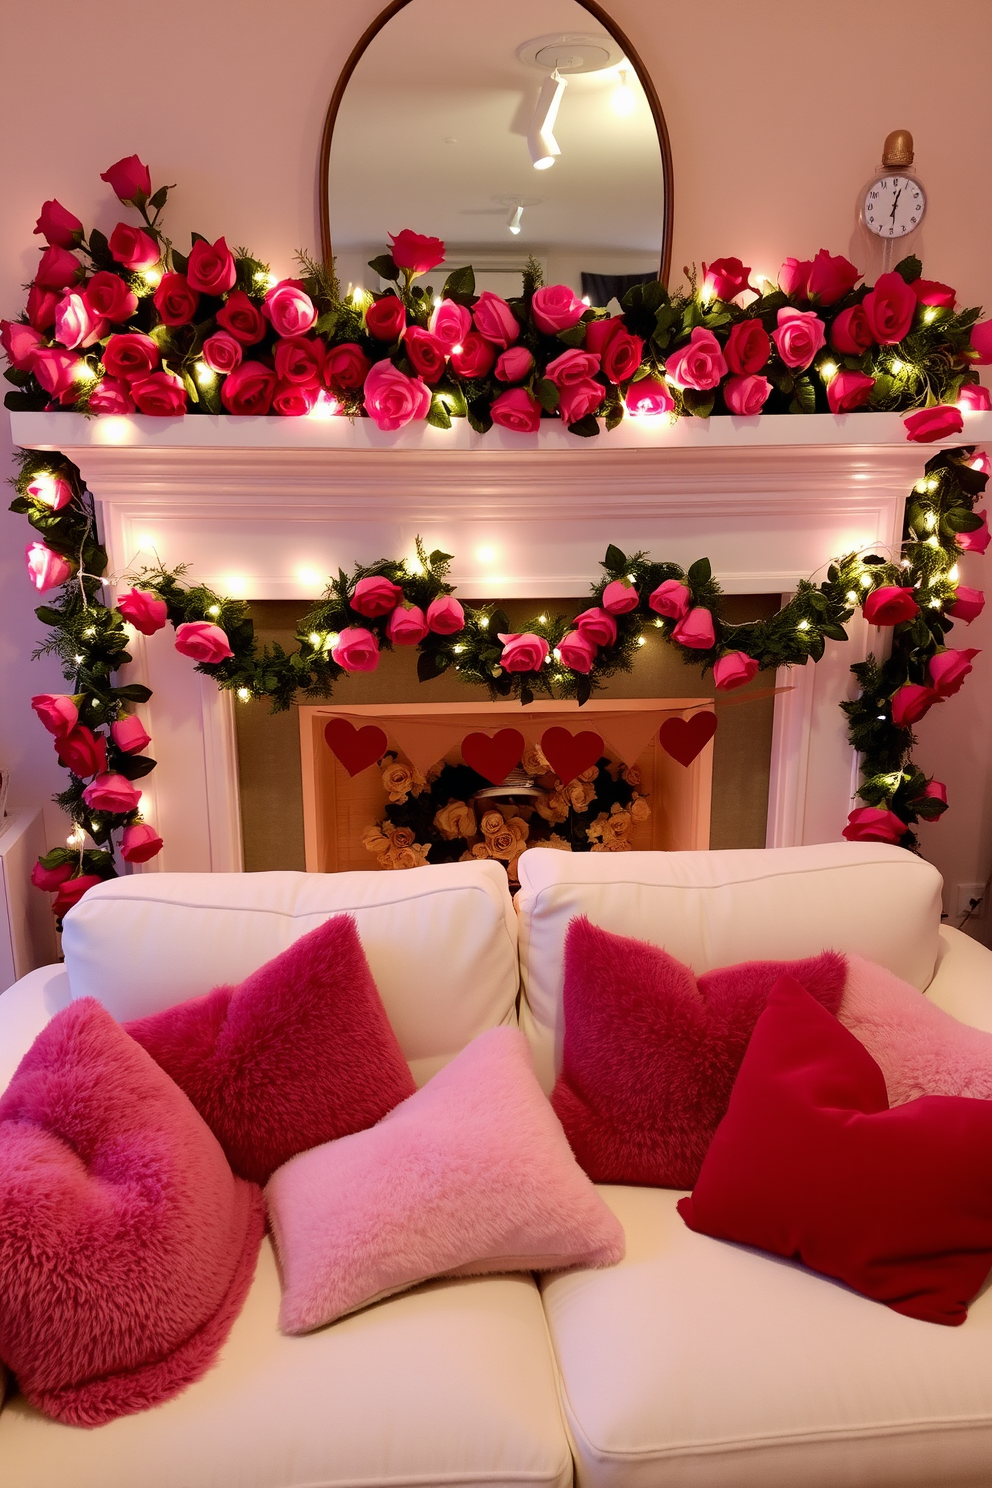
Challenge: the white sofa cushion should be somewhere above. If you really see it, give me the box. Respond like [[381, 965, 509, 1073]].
[[542, 1185, 992, 1488], [516, 843, 943, 1090], [0, 1239, 572, 1488], [60, 862, 518, 1085]]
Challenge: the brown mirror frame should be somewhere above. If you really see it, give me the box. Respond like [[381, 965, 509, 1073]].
[[317, 0, 675, 288]]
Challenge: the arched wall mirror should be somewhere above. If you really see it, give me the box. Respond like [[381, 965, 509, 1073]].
[[319, 0, 674, 306]]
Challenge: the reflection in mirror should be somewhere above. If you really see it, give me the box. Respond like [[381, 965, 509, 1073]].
[[324, 0, 671, 306]]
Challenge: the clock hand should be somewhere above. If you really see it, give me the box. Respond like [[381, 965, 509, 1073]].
[[889, 188, 902, 221]]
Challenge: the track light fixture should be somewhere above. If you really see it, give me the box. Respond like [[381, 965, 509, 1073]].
[[527, 70, 567, 170], [507, 203, 524, 235]]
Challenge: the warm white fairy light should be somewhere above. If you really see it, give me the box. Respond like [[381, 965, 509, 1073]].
[[82, 626, 95, 638], [195, 361, 215, 386], [949, 564, 960, 581], [859, 572, 872, 586], [891, 358, 906, 375], [636, 635, 646, 646], [820, 361, 838, 380], [929, 598, 943, 608], [923, 307, 938, 324], [143, 267, 162, 288], [923, 511, 937, 530], [308, 631, 323, 647], [538, 614, 547, 624], [453, 644, 465, 654], [927, 535, 940, 547], [478, 616, 490, 629], [207, 604, 221, 617], [237, 688, 251, 702], [797, 619, 810, 630], [846, 591, 859, 604], [74, 653, 84, 664]]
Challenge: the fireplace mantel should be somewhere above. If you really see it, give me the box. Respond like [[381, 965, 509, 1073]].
[[12, 409, 990, 875]]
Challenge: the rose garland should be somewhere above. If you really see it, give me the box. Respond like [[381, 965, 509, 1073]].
[[3, 154, 991, 434]]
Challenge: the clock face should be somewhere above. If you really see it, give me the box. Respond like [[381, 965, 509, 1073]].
[[863, 174, 926, 238]]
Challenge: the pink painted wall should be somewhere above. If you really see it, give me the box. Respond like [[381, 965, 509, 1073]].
[[1, 0, 989, 934]]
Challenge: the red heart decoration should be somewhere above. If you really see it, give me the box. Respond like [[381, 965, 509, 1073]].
[[540, 727, 605, 785], [461, 728, 525, 785], [324, 718, 389, 777], [659, 712, 718, 767]]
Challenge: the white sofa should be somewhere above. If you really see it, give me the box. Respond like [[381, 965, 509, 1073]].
[[1, 841, 991, 1488]]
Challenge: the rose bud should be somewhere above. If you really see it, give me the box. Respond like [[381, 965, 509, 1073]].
[[130, 370, 188, 417], [903, 406, 965, 443], [404, 326, 446, 382], [88, 376, 134, 415], [33, 199, 83, 248], [81, 771, 141, 813], [531, 284, 585, 334], [220, 360, 277, 415], [103, 331, 160, 382], [362, 360, 431, 430], [574, 607, 617, 646], [52, 874, 104, 918], [497, 632, 550, 672], [805, 250, 861, 305], [429, 298, 471, 351], [649, 579, 691, 619], [352, 574, 403, 617], [263, 279, 316, 337], [174, 621, 234, 664], [827, 369, 875, 414], [841, 806, 906, 844], [31, 858, 74, 892], [968, 320, 992, 365], [31, 694, 79, 735], [713, 651, 760, 690], [929, 647, 980, 696], [426, 595, 464, 634], [450, 332, 496, 379], [913, 280, 956, 308], [771, 307, 826, 370], [324, 342, 370, 391], [84, 271, 138, 324], [602, 578, 640, 614], [724, 320, 770, 375], [625, 377, 675, 417], [153, 272, 199, 327], [957, 509, 990, 553], [1, 320, 44, 369], [187, 236, 236, 296], [830, 305, 873, 355], [665, 327, 728, 389], [778, 257, 813, 298], [948, 586, 985, 624], [386, 603, 429, 646], [473, 291, 520, 348], [862, 585, 919, 626], [54, 292, 107, 350], [364, 294, 407, 342], [701, 257, 750, 301], [216, 289, 267, 345], [921, 780, 947, 805], [27, 283, 59, 330], [557, 630, 597, 673], [121, 822, 164, 863], [108, 223, 160, 272], [34, 245, 81, 290], [724, 374, 772, 415], [117, 587, 167, 635], [558, 378, 605, 424], [111, 714, 152, 753], [490, 387, 542, 432], [862, 271, 917, 344], [27, 474, 72, 511], [495, 345, 534, 382], [56, 726, 108, 778], [673, 607, 717, 648], [958, 385, 992, 412], [202, 331, 243, 376], [26, 541, 72, 591], [331, 626, 380, 672], [100, 155, 151, 204], [388, 229, 445, 275], [891, 683, 941, 727]]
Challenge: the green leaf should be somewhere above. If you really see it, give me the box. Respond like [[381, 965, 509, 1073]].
[[567, 414, 601, 438], [4, 389, 48, 411], [113, 753, 157, 781], [520, 684, 535, 706], [535, 378, 560, 413], [182, 371, 199, 404], [427, 397, 452, 429], [894, 255, 923, 284], [148, 185, 170, 212], [366, 252, 398, 281], [114, 683, 153, 704], [172, 249, 189, 275], [687, 557, 712, 585], [441, 264, 476, 304], [556, 323, 588, 348], [604, 544, 628, 573], [820, 622, 849, 643], [943, 509, 983, 532], [190, 231, 209, 247], [605, 402, 624, 431], [429, 549, 453, 566], [490, 608, 511, 637], [575, 675, 592, 706], [621, 280, 667, 314], [314, 310, 339, 336], [417, 650, 447, 682], [682, 388, 715, 418], [466, 397, 493, 434], [807, 632, 826, 661], [791, 375, 816, 415], [87, 229, 113, 268], [4, 366, 32, 387]]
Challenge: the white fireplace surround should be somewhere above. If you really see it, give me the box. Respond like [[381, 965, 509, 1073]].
[[13, 408, 990, 875]]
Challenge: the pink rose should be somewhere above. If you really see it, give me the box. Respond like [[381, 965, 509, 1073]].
[[272, 382, 318, 416], [602, 329, 644, 384], [31, 694, 78, 735], [672, 607, 716, 648], [88, 374, 134, 414], [26, 541, 72, 590], [450, 333, 496, 379], [153, 273, 199, 327], [495, 345, 534, 382], [54, 292, 107, 350], [557, 630, 597, 673], [473, 291, 519, 347], [386, 604, 429, 645], [35, 245, 81, 290], [957, 509, 990, 553], [52, 874, 104, 918], [1, 321, 44, 370], [388, 229, 445, 275], [649, 579, 690, 619], [187, 236, 236, 296], [862, 585, 919, 625], [891, 683, 941, 727], [108, 223, 160, 273], [772, 307, 826, 370], [56, 725, 107, 778], [701, 258, 750, 301], [103, 332, 159, 382], [273, 336, 324, 385], [805, 250, 861, 305], [131, 370, 187, 417], [625, 377, 675, 417], [913, 280, 956, 308], [175, 621, 234, 664], [324, 342, 370, 390], [404, 326, 446, 382], [574, 607, 617, 646], [862, 271, 917, 345], [724, 321, 770, 375], [33, 200, 82, 249], [331, 626, 380, 672], [362, 359, 431, 431], [117, 588, 167, 634], [559, 378, 605, 424], [31, 859, 74, 892], [959, 385, 992, 412], [426, 595, 464, 634], [111, 714, 152, 753], [546, 347, 601, 386], [830, 305, 873, 355], [929, 647, 980, 696], [778, 257, 814, 297], [904, 406, 964, 443], [827, 369, 875, 414], [842, 806, 906, 844], [216, 289, 266, 345], [949, 586, 985, 624], [497, 632, 550, 672], [352, 575, 403, 617], [220, 360, 277, 415], [121, 822, 164, 863], [531, 284, 585, 334], [27, 284, 59, 330], [202, 332, 243, 375], [263, 279, 316, 337], [665, 327, 728, 390], [365, 295, 406, 342], [32, 347, 85, 399], [490, 387, 541, 433], [429, 298, 471, 351], [724, 374, 771, 415], [81, 771, 141, 814], [602, 578, 639, 614], [27, 474, 72, 511], [100, 155, 151, 204], [968, 321, 992, 365], [84, 271, 138, 324], [713, 652, 760, 690]]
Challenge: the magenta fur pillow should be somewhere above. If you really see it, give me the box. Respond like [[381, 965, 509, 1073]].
[[0, 999, 265, 1427], [265, 1026, 625, 1333], [551, 917, 847, 1188], [127, 914, 415, 1185]]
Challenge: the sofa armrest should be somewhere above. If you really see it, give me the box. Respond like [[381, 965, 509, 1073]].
[[0, 963, 71, 1096], [924, 926, 992, 1032]]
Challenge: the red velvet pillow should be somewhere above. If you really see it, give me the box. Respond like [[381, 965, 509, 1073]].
[[679, 977, 992, 1326], [550, 917, 846, 1187], [126, 915, 416, 1185]]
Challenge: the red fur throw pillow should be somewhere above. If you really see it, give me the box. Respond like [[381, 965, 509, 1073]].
[[126, 915, 416, 1185], [551, 917, 846, 1188]]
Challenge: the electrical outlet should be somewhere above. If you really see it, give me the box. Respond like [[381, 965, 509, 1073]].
[[954, 883, 988, 920]]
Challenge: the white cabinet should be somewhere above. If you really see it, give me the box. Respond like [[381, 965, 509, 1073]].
[[0, 810, 59, 991]]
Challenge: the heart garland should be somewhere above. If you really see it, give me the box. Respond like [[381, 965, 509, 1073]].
[[461, 728, 525, 784], [324, 718, 389, 776], [539, 727, 606, 784], [658, 712, 718, 767]]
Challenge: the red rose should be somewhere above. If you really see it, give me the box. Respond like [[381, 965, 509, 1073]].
[[701, 257, 750, 301], [826, 369, 874, 414], [862, 585, 919, 626], [201, 332, 243, 375], [546, 348, 601, 386], [969, 321, 992, 365], [33, 200, 82, 248], [928, 647, 980, 697], [35, 245, 81, 290], [1, 320, 44, 369], [111, 715, 152, 753], [404, 326, 446, 382], [108, 223, 159, 272], [429, 298, 472, 351], [842, 806, 906, 844], [830, 305, 873, 354], [263, 279, 316, 337], [220, 360, 277, 415], [602, 329, 644, 384], [957, 508, 990, 552], [531, 284, 585, 335], [862, 271, 917, 344], [56, 725, 107, 778], [388, 229, 445, 275], [585, 317, 622, 356], [103, 332, 159, 382], [81, 771, 141, 813], [724, 320, 770, 374], [958, 386, 992, 412], [117, 587, 167, 634], [84, 271, 137, 324], [778, 258, 813, 297], [187, 236, 236, 296], [100, 155, 151, 204], [624, 377, 675, 417], [903, 406, 964, 443], [273, 335, 324, 385], [913, 280, 956, 308], [724, 375, 771, 415], [948, 586, 985, 624], [324, 342, 370, 391], [772, 307, 826, 370], [559, 378, 605, 424], [473, 292, 520, 348], [88, 376, 134, 414], [272, 382, 318, 416], [153, 273, 199, 327], [450, 332, 496, 379], [31, 859, 74, 892], [713, 652, 760, 690], [365, 295, 406, 343], [121, 822, 163, 863], [216, 289, 266, 345], [31, 348, 84, 399], [352, 575, 403, 617], [175, 621, 234, 664], [27, 284, 58, 329], [31, 693, 78, 735], [52, 874, 103, 918], [490, 387, 541, 433], [805, 250, 861, 305], [131, 370, 187, 416], [891, 684, 941, 727], [426, 595, 464, 634]]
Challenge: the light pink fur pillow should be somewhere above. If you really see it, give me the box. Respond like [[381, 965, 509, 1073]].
[[265, 1026, 625, 1333], [838, 953, 992, 1105]]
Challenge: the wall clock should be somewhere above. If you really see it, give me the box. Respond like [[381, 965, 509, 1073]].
[[860, 130, 926, 272]]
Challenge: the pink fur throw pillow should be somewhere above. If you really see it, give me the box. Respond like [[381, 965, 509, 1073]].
[[0, 999, 265, 1427], [126, 914, 415, 1185], [265, 1026, 625, 1333], [551, 917, 847, 1188]]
